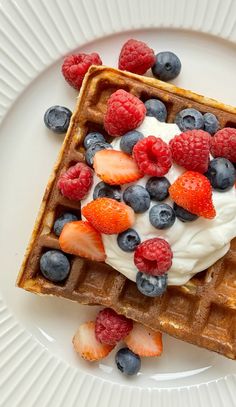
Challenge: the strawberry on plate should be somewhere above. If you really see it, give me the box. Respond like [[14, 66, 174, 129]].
[[124, 322, 163, 357]]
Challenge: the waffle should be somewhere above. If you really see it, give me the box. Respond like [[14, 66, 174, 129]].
[[17, 66, 236, 359]]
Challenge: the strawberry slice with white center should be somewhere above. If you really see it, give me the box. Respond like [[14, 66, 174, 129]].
[[124, 322, 163, 357]]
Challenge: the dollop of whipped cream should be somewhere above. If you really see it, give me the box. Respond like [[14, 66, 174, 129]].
[[82, 117, 236, 286]]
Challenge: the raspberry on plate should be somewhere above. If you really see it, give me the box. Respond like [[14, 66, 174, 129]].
[[169, 171, 216, 219], [57, 162, 93, 201], [169, 129, 211, 173], [134, 238, 173, 276], [95, 308, 133, 345], [104, 89, 146, 137], [118, 39, 155, 75], [211, 127, 236, 163], [62, 53, 102, 90], [133, 135, 172, 176]]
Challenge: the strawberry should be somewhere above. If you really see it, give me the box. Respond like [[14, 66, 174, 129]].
[[93, 149, 143, 185], [59, 221, 106, 262], [124, 322, 163, 357], [169, 171, 216, 219], [82, 197, 135, 234], [72, 321, 114, 361]]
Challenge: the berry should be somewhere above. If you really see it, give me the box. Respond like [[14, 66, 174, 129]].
[[120, 130, 144, 154], [133, 136, 172, 177], [136, 272, 168, 297], [144, 99, 167, 122], [146, 177, 170, 201], [117, 228, 141, 252], [152, 51, 181, 81], [169, 171, 216, 219], [57, 162, 93, 201], [59, 221, 106, 262], [104, 89, 146, 137], [73, 321, 114, 362], [85, 142, 112, 166], [169, 130, 211, 173], [134, 238, 173, 276], [211, 127, 236, 163], [44, 106, 72, 134], [203, 113, 220, 135], [175, 108, 204, 132], [83, 132, 106, 149], [115, 348, 141, 376], [173, 203, 198, 222], [123, 185, 150, 213], [93, 149, 142, 185], [93, 181, 121, 201], [118, 39, 155, 75], [205, 158, 236, 192], [95, 308, 133, 345], [82, 198, 135, 234], [62, 53, 102, 90], [124, 322, 163, 357], [53, 212, 78, 237], [149, 203, 176, 229], [40, 250, 70, 282]]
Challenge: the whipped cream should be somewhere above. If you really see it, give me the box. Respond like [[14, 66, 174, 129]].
[[82, 117, 236, 285]]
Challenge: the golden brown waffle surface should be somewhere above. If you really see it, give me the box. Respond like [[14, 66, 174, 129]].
[[17, 66, 236, 359]]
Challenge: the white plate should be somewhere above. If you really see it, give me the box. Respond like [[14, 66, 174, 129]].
[[0, 0, 236, 406]]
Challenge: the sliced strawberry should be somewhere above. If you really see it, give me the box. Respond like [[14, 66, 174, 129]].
[[93, 149, 143, 185], [124, 322, 163, 357], [59, 220, 106, 262], [73, 321, 114, 361]]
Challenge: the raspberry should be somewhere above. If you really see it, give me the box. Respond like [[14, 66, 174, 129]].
[[169, 130, 211, 173], [104, 90, 146, 137], [95, 308, 133, 345], [211, 128, 236, 163], [133, 136, 172, 176], [134, 238, 173, 276], [62, 53, 102, 90], [57, 162, 93, 201], [118, 39, 155, 75]]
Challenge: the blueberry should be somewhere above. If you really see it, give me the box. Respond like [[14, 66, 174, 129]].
[[40, 250, 70, 282], [44, 105, 72, 134], [117, 228, 141, 252], [85, 142, 112, 166], [175, 108, 204, 131], [136, 272, 168, 297], [123, 185, 150, 213], [149, 203, 175, 229], [115, 348, 141, 376], [152, 51, 181, 81], [93, 181, 121, 201], [53, 213, 78, 237], [83, 132, 106, 149], [174, 203, 198, 222], [144, 99, 167, 122], [120, 130, 144, 154], [203, 113, 220, 135], [205, 158, 236, 192], [146, 177, 170, 201]]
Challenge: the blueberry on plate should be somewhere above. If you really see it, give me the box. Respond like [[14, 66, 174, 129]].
[[175, 108, 204, 131], [205, 158, 236, 191], [40, 250, 70, 282], [149, 203, 176, 229], [93, 181, 121, 201], [120, 130, 144, 154], [117, 228, 141, 252], [83, 132, 106, 149], [146, 177, 170, 201], [136, 272, 168, 297], [85, 142, 112, 166], [152, 51, 181, 81], [144, 99, 167, 122], [123, 185, 150, 213], [115, 347, 141, 375], [53, 213, 78, 237], [203, 113, 220, 135], [44, 105, 72, 134], [174, 203, 198, 222]]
